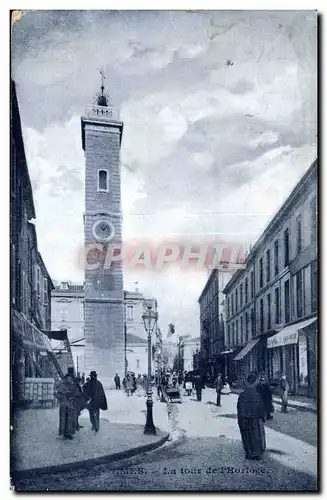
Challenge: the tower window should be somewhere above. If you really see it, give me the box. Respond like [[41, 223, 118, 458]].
[[98, 169, 109, 192]]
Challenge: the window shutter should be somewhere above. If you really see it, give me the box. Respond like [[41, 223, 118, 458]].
[[43, 278, 48, 305], [35, 265, 41, 297]]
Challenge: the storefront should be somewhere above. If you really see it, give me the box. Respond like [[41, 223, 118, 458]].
[[12, 310, 56, 407], [233, 337, 261, 385], [267, 316, 317, 398]]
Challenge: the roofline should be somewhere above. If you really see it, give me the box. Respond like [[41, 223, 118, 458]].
[[37, 251, 55, 289], [198, 268, 218, 303], [223, 159, 317, 294], [11, 80, 36, 220]]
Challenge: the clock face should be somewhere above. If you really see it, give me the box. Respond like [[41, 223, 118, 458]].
[[92, 219, 115, 242]]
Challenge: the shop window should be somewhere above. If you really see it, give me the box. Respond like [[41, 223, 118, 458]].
[[266, 249, 271, 283], [272, 348, 282, 380], [311, 260, 317, 313], [298, 334, 308, 386], [274, 240, 279, 276]]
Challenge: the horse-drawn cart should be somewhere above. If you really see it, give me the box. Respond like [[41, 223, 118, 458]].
[[165, 385, 182, 403]]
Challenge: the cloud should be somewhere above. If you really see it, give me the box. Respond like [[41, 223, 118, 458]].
[[12, 10, 317, 338]]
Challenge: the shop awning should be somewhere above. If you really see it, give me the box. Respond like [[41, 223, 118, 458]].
[[12, 310, 52, 352], [233, 337, 260, 361], [44, 330, 68, 341], [267, 317, 317, 349]]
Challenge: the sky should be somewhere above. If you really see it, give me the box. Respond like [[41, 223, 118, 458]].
[[11, 10, 317, 340]]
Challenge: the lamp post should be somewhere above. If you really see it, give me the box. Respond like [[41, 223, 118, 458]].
[[142, 300, 158, 435]]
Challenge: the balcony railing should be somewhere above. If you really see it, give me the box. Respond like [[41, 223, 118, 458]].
[[85, 105, 120, 121]]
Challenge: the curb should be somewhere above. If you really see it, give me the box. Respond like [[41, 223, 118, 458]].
[[230, 390, 316, 414], [11, 430, 169, 480], [272, 398, 317, 414]]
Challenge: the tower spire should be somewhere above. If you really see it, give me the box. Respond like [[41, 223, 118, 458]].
[[97, 68, 108, 107]]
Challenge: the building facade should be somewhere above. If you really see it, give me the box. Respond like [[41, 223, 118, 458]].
[[51, 281, 85, 375], [124, 290, 159, 376], [81, 90, 125, 387], [223, 160, 317, 398], [182, 337, 200, 372], [198, 270, 233, 380], [11, 80, 56, 407]]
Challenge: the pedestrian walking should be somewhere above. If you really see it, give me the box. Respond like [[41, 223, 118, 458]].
[[114, 373, 121, 390], [237, 372, 266, 460], [215, 373, 223, 406], [132, 374, 137, 394], [125, 373, 133, 396], [83, 371, 108, 432], [184, 372, 193, 396], [280, 373, 289, 412], [194, 372, 203, 401], [221, 378, 231, 395], [256, 374, 274, 420], [56, 367, 87, 440]]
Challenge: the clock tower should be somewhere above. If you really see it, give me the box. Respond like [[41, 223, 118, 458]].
[[81, 79, 125, 387]]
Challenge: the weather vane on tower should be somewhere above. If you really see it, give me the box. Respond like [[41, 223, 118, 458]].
[[95, 68, 110, 107]]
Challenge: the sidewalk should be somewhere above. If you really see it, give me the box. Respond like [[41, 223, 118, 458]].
[[231, 388, 317, 413], [11, 404, 169, 478]]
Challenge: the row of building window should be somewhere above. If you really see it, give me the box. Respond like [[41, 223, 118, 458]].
[[200, 278, 219, 312], [227, 272, 255, 318], [227, 260, 317, 347], [227, 199, 317, 320], [227, 308, 256, 347], [35, 266, 48, 306]]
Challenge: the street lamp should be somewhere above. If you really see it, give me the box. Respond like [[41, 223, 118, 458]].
[[142, 300, 158, 435]]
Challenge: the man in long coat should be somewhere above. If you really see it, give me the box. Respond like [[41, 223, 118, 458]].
[[237, 372, 266, 460], [256, 374, 274, 420], [83, 371, 108, 432], [56, 367, 86, 439], [194, 372, 203, 401], [216, 373, 223, 407]]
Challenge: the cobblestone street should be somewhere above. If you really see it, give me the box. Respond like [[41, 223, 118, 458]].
[[13, 389, 317, 492]]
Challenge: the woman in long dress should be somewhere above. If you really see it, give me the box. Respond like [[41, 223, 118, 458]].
[[56, 369, 86, 439], [237, 372, 266, 460]]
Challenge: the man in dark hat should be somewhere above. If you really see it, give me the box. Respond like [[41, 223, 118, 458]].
[[83, 371, 108, 432], [56, 367, 86, 439]]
